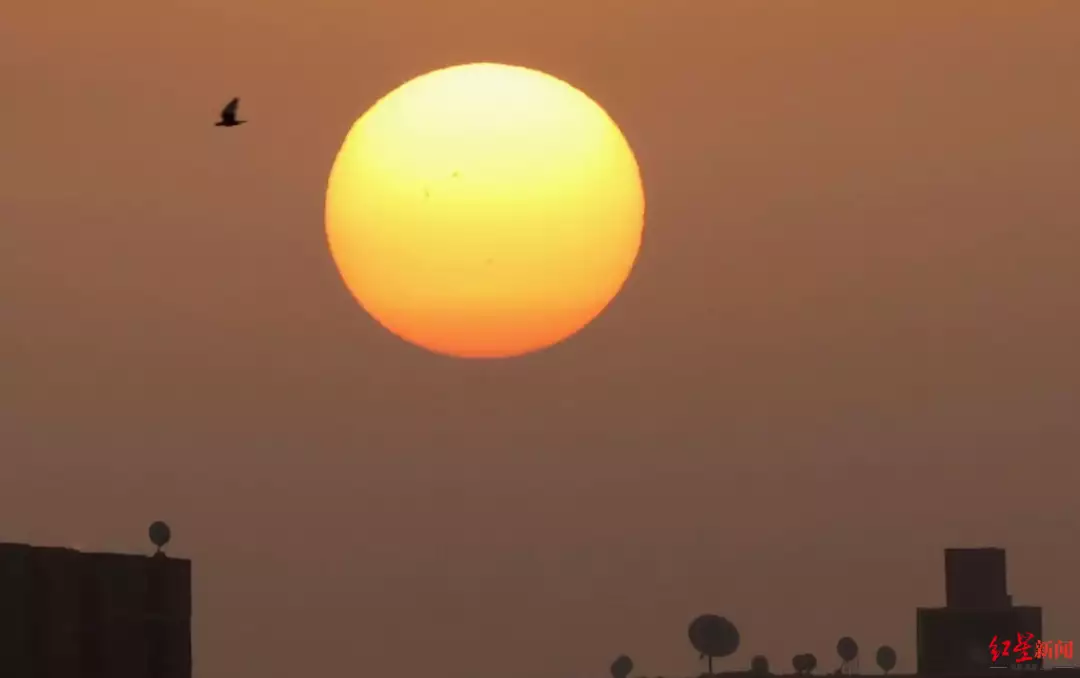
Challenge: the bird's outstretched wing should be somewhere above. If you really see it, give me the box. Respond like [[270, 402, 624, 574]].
[[221, 97, 240, 121]]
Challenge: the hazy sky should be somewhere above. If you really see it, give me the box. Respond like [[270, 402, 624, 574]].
[[3, 2, 1079, 677]]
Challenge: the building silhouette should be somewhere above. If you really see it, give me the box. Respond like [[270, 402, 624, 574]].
[[0, 542, 191, 678], [680, 546, 1072, 678], [917, 548, 1043, 674]]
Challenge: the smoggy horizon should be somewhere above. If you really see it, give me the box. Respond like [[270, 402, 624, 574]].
[[3, 2, 1078, 677]]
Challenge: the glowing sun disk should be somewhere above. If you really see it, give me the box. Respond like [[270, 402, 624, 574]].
[[325, 62, 646, 358]]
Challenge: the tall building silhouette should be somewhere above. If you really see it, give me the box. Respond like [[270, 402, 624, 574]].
[[0, 542, 191, 678], [917, 548, 1042, 674]]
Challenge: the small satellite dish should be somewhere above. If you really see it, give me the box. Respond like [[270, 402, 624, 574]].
[[793, 654, 809, 675], [689, 614, 740, 675], [611, 655, 634, 678], [750, 655, 770, 676], [837, 637, 858, 673], [149, 521, 171, 553], [837, 637, 858, 662], [875, 646, 897, 675]]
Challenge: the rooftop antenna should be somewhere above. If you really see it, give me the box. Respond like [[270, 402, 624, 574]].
[[688, 614, 740, 675], [837, 637, 859, 675], [750, 655, 770, 676], [875, 646, 896, 675], [149, 521, 172, 555], [792, 655, 808, 676], [611, 655, 634, 678]]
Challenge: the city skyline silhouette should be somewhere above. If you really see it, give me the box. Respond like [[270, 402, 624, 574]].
[[1, 539, 1075, 677]]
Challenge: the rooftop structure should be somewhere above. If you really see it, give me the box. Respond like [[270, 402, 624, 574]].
[[0, 541, 191, 678]]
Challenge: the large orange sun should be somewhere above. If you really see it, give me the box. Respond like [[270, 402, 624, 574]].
[[325, 62, 646, 358]]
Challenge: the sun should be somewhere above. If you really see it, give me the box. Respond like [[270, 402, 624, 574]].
[[325, 62, 646, 358]]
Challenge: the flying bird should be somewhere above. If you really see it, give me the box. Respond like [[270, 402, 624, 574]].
[[215, 97, 246, 127]]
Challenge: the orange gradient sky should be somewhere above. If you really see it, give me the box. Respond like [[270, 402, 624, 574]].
[[2, 3, 1079, 678]]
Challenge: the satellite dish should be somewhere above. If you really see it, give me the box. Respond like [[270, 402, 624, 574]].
[[793, 654, 810, 675], [149, 521, 171, 553], [837, 637, 858, 662], [875, 646, 896, 675], [750, 655, 770, 676], [611, 655, 634, 678], [837, 637, 858, 673], [688, 614, 740, 674]]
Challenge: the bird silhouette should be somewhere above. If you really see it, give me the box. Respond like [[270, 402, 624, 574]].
[[215, 98, 246, 127]]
